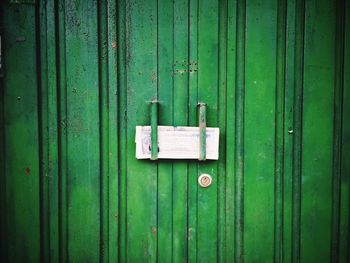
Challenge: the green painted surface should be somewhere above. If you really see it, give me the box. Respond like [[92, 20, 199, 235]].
[[0, 0, 349, 262], [65, 1, 101, 261], [244, 0, 277, 261], [1, 4, 40, 262], [301, 0, 336, 261], [157, 1, 174, 262]]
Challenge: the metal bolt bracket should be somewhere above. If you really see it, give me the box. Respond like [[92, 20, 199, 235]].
[[198, 103, 207, 161], [150, 100, 159, 160]]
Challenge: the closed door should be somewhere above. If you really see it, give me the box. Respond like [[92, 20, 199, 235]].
[[118, 0, 224, 261], [1, 0, 349, 263]]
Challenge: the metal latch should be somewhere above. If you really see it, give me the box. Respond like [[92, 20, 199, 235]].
[[198, 103, 207, 161], [148, 101, 209, 161], [150, 100, 159, 160]]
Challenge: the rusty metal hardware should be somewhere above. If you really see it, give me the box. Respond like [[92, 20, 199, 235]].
[[198, 103, 207, 161], [150, 100, 159, 160]]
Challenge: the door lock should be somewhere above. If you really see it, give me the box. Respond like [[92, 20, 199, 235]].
[[198, 174, 212, 188]]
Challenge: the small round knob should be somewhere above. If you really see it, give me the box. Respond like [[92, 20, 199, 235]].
[[198, 174, 212, 188]]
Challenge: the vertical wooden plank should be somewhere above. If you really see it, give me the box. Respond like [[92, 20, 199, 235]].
[[125, 0, 158, 261], [0, 8, 6, 259], [0, 114, 5, 256], [275, 0, 287, 262], [96, 0, 121, 261], [225, 0, 237, 261], [157, 0, 174, 261], [39, 0, 59, 262], [117, 0, 127, 261], [197, 0, 218, 262], [291, 0, 305, 262], [244, 0, 277, 261], [2, 4, 40, 262], [106, 0, 119, 262], [331, 0, 345, 261], [173, 0, 188, 261], [283, 0, 296, 262], [57, 0, 68, 261], [64, 0, 101, 261], [339, 1, 350, 261], [218, 0, 227, 261], [188, 0, 199, 261], [300, 0, 336, 261], [98, 0, 109, 262], [46, 0, 60, 260], [234, 0, 245, 261], [39, 2, 50, 260]]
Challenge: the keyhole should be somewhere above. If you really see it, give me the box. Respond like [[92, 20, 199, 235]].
[[198, 174, 212, 188]]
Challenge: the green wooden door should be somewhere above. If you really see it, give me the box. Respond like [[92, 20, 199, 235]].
[[1, 0, 350, 262]]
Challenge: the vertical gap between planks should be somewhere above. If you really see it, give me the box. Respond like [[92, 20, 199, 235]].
[[48, 1, 60, 261], [171, 2, 174, 262], [234, 0, 246, 261], [195, 0, 199, 261], [124, 0, 128, 256], [57, 0, 68, 261], [225, 0, 236, 261], [0, 5, 6, 260], [106, 0, 119, 261], [171, 0, 175, 260], [274, 0, 287, 262], [282, 0, 296, 261], [186, 0, 189, 259], [187, 0, 199, 261], [156, 0, 159, 260], [340, 1, 350, 261], [330, 0, 345, 261], [291, 0, 305, 262], [98, 0, 109, 262], [117, 0, 127, 261], [38, 0, 60, 261], [37, 0, 49, 261], [195, 0, 199, 259], [186, 0, 189, 260], [185, 0, 190, 259]]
